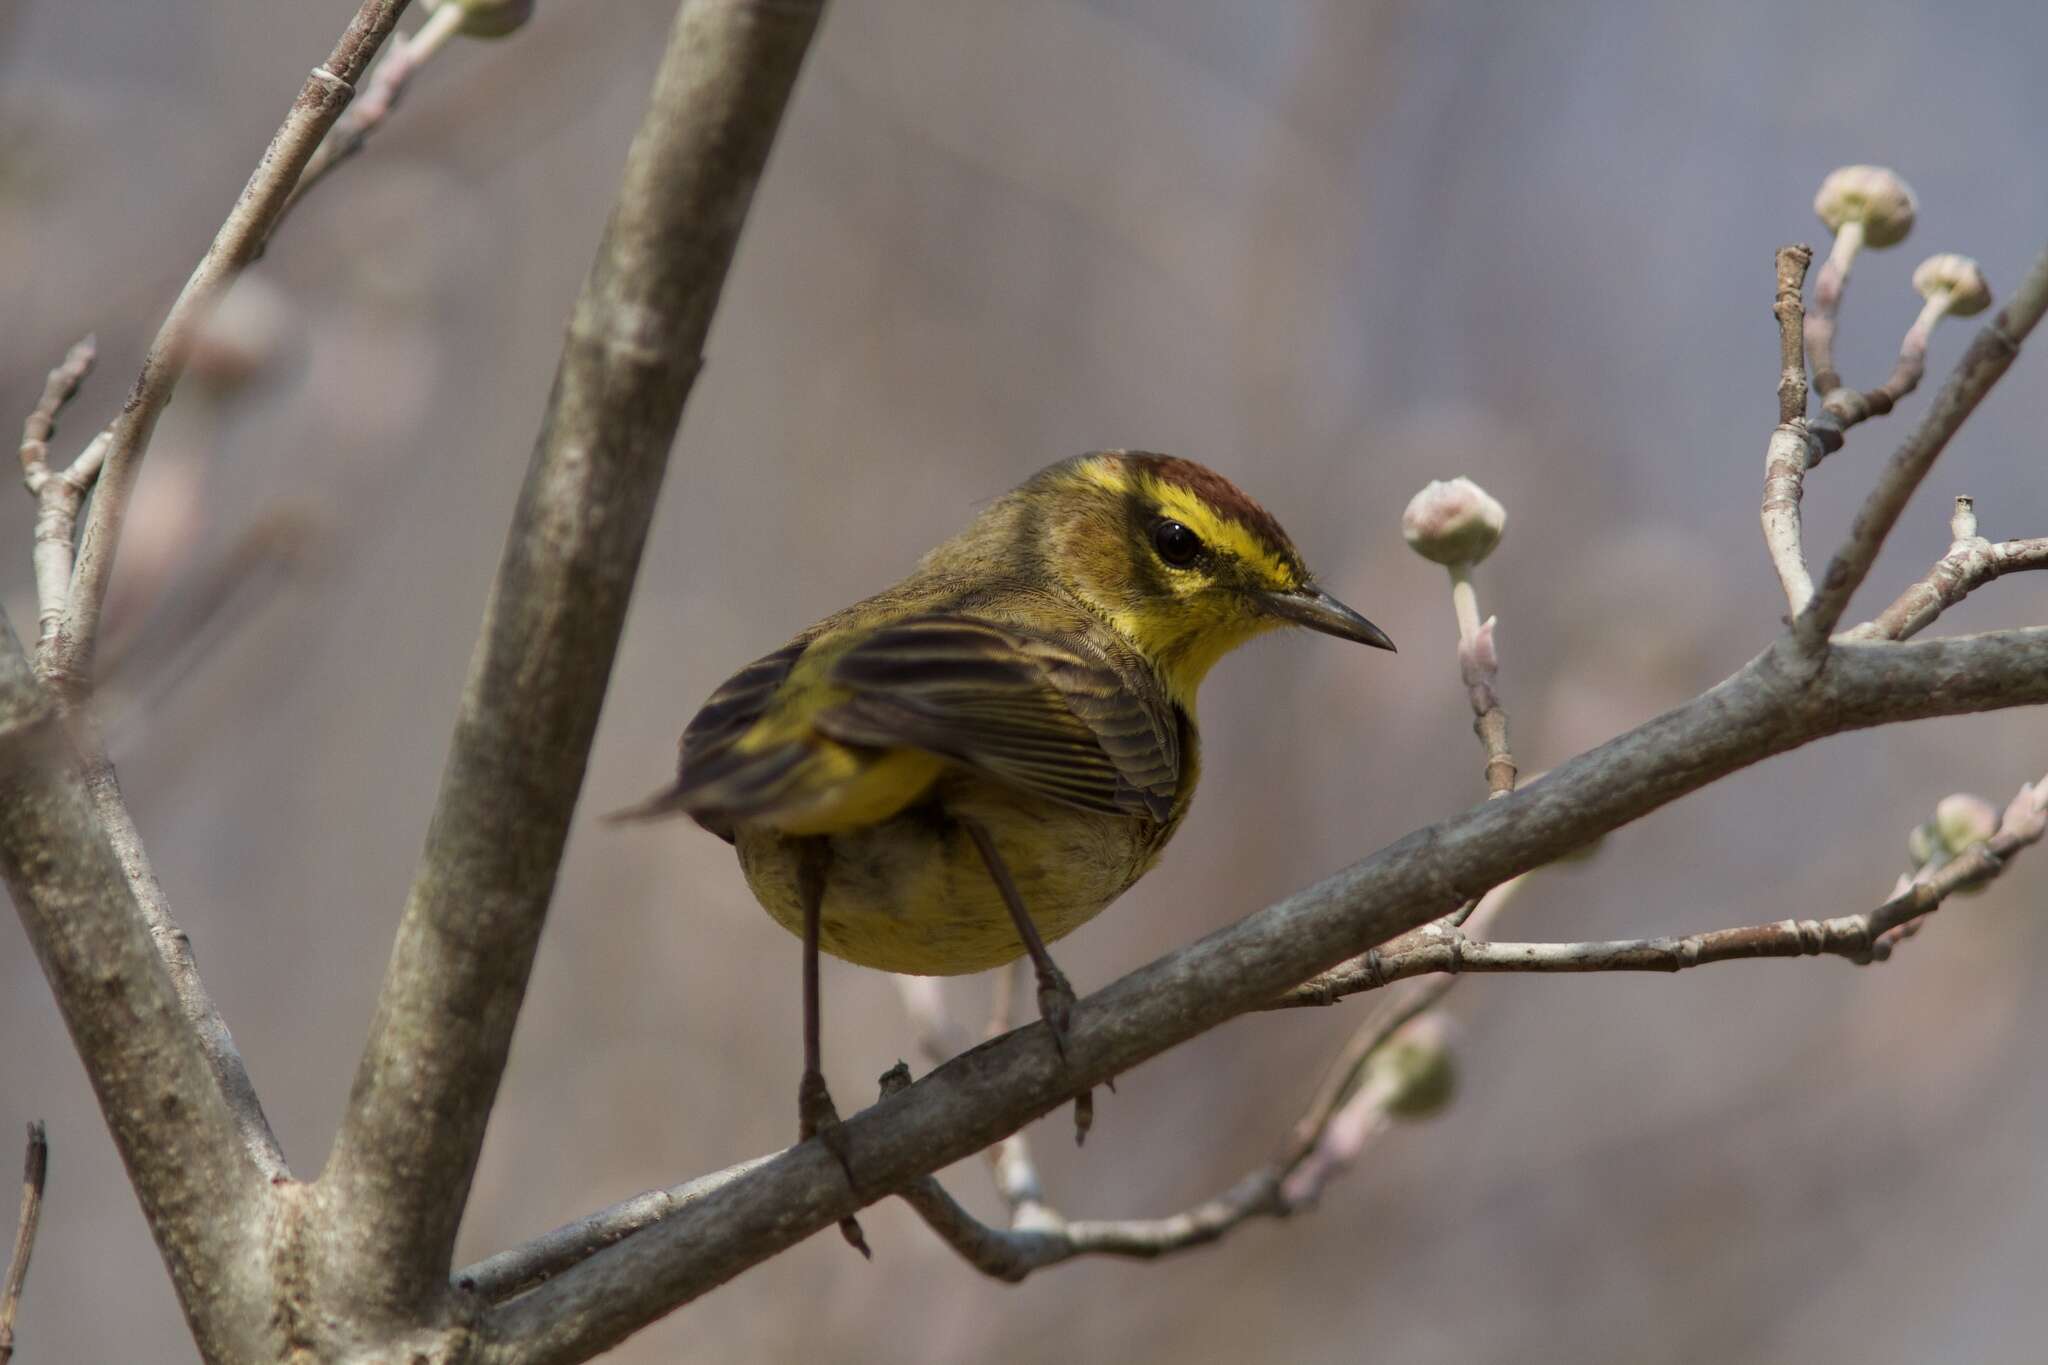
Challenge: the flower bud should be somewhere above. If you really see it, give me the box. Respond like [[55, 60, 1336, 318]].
[[1402, 477, 1506, 567], [1906, 820, 1938, 869], [1912, 253, 1993, 317], [423, 0, 533, 38], [1367, 1014, 1457, 1120], [187, 277, 293, 394], [1933, 793, 1998, 856], [1813, 166, 1917, 248]]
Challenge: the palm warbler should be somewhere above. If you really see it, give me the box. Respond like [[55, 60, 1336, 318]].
[[623, 452, 1391, 1229]]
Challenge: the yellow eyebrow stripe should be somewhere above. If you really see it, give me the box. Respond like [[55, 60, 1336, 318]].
[[1070, 454, 1296, 585]]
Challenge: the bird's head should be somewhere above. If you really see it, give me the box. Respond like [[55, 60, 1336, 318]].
[[1014, 452, 1393, 704]]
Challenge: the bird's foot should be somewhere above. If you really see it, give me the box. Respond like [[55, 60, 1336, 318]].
[[798, 1069, 871, 1259], [1029, 965, 1099, 1145], [1034, 964, 1077, 1058]]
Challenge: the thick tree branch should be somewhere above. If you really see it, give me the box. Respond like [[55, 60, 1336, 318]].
[[317, 0, 826, 1326], [0, 621, 270, 1361], [41, 0, 411, 702], [1794, 244, 2048, 651], [470, 625, 2048, 1365]]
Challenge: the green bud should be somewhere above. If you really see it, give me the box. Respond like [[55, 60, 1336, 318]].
[[1907, 820, 1939, 869], [1368, 1014, 1457, 1120], [423, 0, 533, 38], [1933, 793, 1998, 856]]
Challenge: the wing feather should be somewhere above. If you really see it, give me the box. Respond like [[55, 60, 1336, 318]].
[[815, 615, 1179, 820]]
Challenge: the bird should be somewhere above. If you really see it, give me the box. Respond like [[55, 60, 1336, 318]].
[[619, 451, 1393, 1249]]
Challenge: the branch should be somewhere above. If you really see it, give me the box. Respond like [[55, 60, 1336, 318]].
[[40, 0, 412, 702], [0, 1122, 47, 1365], [317, 0, 827, 1325], [455, 1155, 779, 1303], [1270, 777, 2044, 1006], [16, 337, 99, 651], [893, 980, 1451, 1283], [470, 626, 2048, 1365], [0, 620, 270, 1361], [1843, 497, 2048, 642], [1793, 244, 2048, 651], [270, 0, 470, 239], [1762, 244, 1821, 615]]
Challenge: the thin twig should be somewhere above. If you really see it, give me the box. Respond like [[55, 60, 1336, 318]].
[[893, 883, 1509, 1282], [18, 339, 102, 650], [1267, 775, 2045, 1007], [1762, 244, 1821, 615], [1805, 222, 1860, 399], [1794, 243, 2048, 651], [1842, 497, 2048, 642], [1819, 288, 1953, 432], [42, 0, 412, 701], [894, 985, 1447, 1282], [0, 1122, 47, 1365], [16, 336, 95, 486], [271, 1, 469, 241]]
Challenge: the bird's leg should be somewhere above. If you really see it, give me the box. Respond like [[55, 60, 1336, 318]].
[[796, 838, 870, 1258], [961, 817, 1094, 1144]]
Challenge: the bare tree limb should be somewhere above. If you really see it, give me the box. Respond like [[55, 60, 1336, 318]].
[[316, 0, 827, 1326], [0, 619, 271, 1361], [1842, 496, 2048, 642], [469, 626, 2048, 1365], [12, 338, 289, 1178], [1762, 245, 1822, 615], [1794, 244, 2048, 651], [0, 1122, 47, 1365], [41, 0, 412, 703]]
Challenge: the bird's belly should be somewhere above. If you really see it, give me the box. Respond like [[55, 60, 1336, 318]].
[[735, 776, 1173, 976]]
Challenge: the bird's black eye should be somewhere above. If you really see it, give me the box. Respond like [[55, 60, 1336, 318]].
[[1152, 519, 1203, 567]]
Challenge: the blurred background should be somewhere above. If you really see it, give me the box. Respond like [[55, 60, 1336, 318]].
[[6, 0, 2048, 1360]]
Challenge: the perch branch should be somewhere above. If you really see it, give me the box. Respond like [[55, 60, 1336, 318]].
[[470, 624, 2048, 1365]]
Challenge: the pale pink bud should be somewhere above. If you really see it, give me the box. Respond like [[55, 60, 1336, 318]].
[[1402, 477, 1506, 567]]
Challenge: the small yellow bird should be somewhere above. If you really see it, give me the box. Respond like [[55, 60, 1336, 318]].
[[624, 451, 1391, 1214]]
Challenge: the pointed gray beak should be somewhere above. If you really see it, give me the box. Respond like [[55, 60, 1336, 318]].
[[1261, 585, 1396, 651]]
